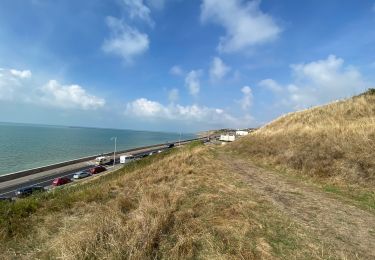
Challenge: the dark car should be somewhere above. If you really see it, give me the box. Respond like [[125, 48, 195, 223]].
[[167, 143, 174, 148], [89, 165, 106, 174], [52, 177, 72, 186], [16, 186, 45, 198], [140, 153, 149, 158]]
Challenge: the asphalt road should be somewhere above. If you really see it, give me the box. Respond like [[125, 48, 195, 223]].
[[0, 147, 168, 198]]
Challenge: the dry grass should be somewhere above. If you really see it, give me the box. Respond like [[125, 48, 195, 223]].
[[0, 144, 323, 259], [1, 91, 374, 259], [230, 90, 375, 186], [227, 90, 375, 212]]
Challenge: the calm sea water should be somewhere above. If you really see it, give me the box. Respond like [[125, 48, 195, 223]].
[[0, 122, 195, 175]]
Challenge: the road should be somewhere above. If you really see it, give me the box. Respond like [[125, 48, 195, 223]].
[[0, 146, 170, 198]]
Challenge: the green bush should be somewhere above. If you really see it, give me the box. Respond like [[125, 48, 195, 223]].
[[0, 198, 41, 238], [366, 88, 375, 95], [185, 140, 204, 150]]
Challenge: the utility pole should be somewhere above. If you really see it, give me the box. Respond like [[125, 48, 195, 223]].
[[111, 136, 117, 167]]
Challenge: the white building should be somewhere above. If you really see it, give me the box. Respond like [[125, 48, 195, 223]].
[[219, 134, 235, 142], [236, 130, 249, 136]]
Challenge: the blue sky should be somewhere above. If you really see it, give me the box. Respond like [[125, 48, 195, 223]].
[[0, 0, 374, 132]]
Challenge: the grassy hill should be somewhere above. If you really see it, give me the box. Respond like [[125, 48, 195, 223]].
[[229, 89, 375, 187], [0, 143, 323, 259], [1, 90, 374, 259]]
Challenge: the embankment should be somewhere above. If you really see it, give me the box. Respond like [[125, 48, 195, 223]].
[[228, 89, 375, 187]]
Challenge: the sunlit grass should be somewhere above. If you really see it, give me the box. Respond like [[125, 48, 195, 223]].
[[228, 89, 375, 209], [0, 142, 319, 259]]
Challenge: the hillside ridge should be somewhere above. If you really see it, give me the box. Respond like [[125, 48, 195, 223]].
[[229, 89, 375, 187]]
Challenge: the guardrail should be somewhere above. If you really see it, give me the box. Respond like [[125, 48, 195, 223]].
[[0, 137, 210, 183]]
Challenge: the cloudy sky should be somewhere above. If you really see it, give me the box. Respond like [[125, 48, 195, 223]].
[[0, 0, 374, 132]]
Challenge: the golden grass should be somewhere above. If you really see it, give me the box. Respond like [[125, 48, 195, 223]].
[[229, 90, 375, 187], [1, 91, 374, 259], [0, 145, 322, 259]]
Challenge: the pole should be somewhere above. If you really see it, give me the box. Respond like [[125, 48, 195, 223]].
[[179, 132, 181, 147], [111, 136, 117, 167], [113, 137, 117, 167]]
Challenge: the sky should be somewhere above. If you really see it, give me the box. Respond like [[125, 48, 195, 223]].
[[0, 0, 374, 132]]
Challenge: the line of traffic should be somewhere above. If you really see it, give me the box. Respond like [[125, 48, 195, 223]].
[[0, 144, 176, 200]]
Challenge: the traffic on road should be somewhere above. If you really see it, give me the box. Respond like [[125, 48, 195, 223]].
[[0, 144, 177, 201]]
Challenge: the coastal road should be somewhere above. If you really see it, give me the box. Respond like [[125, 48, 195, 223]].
[[0, 146, 171, 198]]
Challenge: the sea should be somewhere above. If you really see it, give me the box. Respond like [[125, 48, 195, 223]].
[[0, 122, 196, 175]]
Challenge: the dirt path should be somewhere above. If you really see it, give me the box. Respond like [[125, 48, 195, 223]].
[[219, 152, 375, 259]]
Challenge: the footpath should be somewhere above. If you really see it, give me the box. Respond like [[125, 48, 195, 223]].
[[219, 151, 375, 259]]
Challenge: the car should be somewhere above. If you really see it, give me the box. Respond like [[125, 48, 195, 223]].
[[167, 143, 174, 148], [95, 156, 113, 165], [52, 177, 72, 186], [73, 170, 91, 180], [15, 186, 45, 198], [141, 153, 149, 158], [89, 165, 106, 174]]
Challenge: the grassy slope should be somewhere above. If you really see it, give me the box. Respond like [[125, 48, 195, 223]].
[[0, 143, 323, 259], [228, 89, 375, 209], [230, 90, 375, 185], [1, 91, 374, 259]]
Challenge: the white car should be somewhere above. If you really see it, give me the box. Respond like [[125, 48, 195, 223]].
[[73, 171, 91, 180]]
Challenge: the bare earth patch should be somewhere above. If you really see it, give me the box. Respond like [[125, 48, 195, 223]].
[[219, 151, 375, 259]]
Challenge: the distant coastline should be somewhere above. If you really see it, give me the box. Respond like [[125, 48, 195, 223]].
[[0, 121, 193, 136]]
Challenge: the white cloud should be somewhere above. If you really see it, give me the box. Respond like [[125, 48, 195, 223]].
[[146, 0, 183, 10], [168, 88, 179, 103], [0, 68, 32, 101], [240, 86, 253, 110], [102, 16, 149, 63], [261, 55, 370, 109], [185, 70, 202, 96], [125, 97, 251, 128], [122, 0, 154, 26], [125, 98, 166, 117], [39, 80, 105, 110], [201, 0, 281, 53], [147, 0, 166, 10], [259, 78, 282, 93], [10, 69, 32, 79], [169, 65, 184, 76], [0, 69, 106, 111], [210, 57, 231, 81]]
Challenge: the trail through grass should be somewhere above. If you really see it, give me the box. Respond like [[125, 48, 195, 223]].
[[0, 144, 339, 259]]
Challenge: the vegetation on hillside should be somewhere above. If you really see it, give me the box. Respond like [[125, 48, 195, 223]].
[[229, 89, 375, 186], [1, 90, 374, 259], [0, 143, 328, 259]]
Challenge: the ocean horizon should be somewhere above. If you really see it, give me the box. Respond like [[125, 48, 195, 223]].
[[0, 122, 196, 175]]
